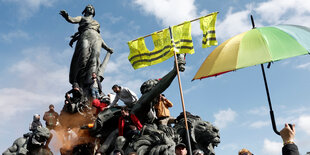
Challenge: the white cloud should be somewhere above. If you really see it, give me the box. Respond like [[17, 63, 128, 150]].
[[0, 88, 61, 118], [255, 0, 310, 25], [3, 0, 57, 19], [214, 0, 310, 43], [214, 108, 237, 128], [103, 13, 124, 24], [133, 0, 198, 26], [296, 62, 310, 70], [249, 120, 269, 128], [247, 106, 268, 116], [132, 0, 204, 35], [1, 30, 30, 42], [183, 84, 199, 94], [262, 139, 282, 155], [9, 47, 68, 93], [216, 8, 251, 41], [0, 47, 69, 120], [297, 115, 310, 136]]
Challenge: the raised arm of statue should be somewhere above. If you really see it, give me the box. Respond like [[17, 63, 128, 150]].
[[131, 65, 177, 115], [59, 10, 82, 24]]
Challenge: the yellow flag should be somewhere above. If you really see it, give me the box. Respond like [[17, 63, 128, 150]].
[[128, 21, 195, 69], [200, 12, 218, 48], [128, 28, 174, 70], [172, 21, 195, 54]]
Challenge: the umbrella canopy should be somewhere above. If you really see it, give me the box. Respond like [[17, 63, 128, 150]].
[[193, 24, 310, 80]]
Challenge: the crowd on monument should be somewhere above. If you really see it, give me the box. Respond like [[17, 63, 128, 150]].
[[2, 4, 302, 155]]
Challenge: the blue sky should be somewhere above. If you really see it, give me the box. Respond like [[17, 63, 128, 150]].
[[1, 0, 310, 154]]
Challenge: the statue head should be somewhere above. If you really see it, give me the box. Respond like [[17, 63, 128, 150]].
[[82, 4, 95, 17], [140, 79, 159, 94], [174, 112, 220, 155]]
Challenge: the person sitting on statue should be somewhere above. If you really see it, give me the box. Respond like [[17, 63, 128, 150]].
[[66, 82, 83, 103], [29, 114, 43, 132], [108, 85, 138, 109], [64, 82, 84, 113], [86, 72, 103, 99], [154, 93, 175, 126], [43, 104, 59, 130], [118, 106, 142, 142]]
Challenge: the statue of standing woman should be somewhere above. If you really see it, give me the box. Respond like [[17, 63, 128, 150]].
[[60, 5, 113, 88]]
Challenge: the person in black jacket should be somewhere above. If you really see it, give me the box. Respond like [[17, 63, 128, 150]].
[[66, 83, 83, 104], [64, 83, 84, 113], [280, 123, 299, 155]]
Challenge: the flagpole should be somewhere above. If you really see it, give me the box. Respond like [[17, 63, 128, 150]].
[[169, 26, 192, 155]]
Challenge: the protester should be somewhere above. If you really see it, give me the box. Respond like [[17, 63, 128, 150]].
[[111, 149, 124, 155], [43, 104, 59, 130], [87, 72, 103, 99], [64, 83, 84, 113], [118, 106, 142, 142], [29, 114, 42, 132], [280, 123, 299, 155], [92, 98, 108, 115], [154, 94, 174, 125], [65, 82, 83, 104], [238, 148, 253, 155], [193, 149, 204, 155], [175, 143, 187, 155], [109, 85, 138, 108]]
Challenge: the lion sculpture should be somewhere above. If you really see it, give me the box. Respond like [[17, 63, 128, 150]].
[[3, 127, 52, 155]]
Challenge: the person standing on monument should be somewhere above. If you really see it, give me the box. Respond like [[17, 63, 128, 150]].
[[43, 104, 59, 130], [154, 93, 174, 125], [60, 4, 113, 88], [87, 72, 103, 99]]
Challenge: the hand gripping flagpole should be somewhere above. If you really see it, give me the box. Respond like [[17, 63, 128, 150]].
[[169, 26, 193, 155]]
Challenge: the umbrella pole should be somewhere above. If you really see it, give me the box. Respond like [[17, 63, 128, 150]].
[[260, 64, 280, 135], [169, 27, 193, 154]]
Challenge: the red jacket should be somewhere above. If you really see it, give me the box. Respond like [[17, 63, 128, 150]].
[[118, 114, 142, 136], [92, 99, 108, 115]]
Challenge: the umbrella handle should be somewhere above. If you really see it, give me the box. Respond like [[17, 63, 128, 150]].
[[270, 110, 280, 135]]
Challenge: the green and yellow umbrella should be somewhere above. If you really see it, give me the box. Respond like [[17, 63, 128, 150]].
[[193, 24, 310, 79], [193, 17, 310, 135]]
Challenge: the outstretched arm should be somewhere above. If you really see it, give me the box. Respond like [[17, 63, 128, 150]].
[[132, 65, 177, 114], [59, 10, 82, 24]]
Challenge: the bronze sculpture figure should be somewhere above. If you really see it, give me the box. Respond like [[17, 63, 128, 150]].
[[60, 5, 113, 88]]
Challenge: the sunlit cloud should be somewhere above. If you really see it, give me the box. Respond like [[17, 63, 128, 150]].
[[1, 30, 30, 43], [214, 108, 237, 128], [3, 0, 57, 19], [262, 139, 282, 155]]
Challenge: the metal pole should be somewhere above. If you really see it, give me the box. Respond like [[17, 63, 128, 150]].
[[260, 64, 280, 135], [169, 27, 193, 155], [252, 15, 280, 135]]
